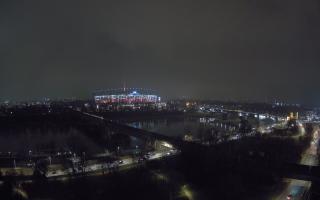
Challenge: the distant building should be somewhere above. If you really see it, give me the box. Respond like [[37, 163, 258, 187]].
[[93, 88, 162, 110], [287, 112, 299, 121]]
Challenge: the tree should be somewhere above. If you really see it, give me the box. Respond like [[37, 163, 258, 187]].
[[239, 118, 252, 136]]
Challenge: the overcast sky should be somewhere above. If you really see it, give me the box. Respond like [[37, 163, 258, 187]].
[[0, 0, 319, 104]]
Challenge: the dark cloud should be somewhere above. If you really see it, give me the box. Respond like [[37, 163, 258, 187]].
[[0, 0, 320, 105]]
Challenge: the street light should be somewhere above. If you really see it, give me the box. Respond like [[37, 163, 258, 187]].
[[117, 146, 120, 155], [82, 152, 86, 162], [48, 156, 52, 165], [28, 150, 32, 161], [82, 152, 86, 173]]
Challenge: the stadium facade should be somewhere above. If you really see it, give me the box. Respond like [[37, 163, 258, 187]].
[[93, 88, 161, 107]]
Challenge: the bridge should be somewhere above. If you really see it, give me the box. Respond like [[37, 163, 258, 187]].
[[274, 163, 320, 183], [206, 107, 279, 120], [78, 111, 192, 148]]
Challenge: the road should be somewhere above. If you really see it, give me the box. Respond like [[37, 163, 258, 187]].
[[46, 149, 178, 178], [271, 126, 319, 200]]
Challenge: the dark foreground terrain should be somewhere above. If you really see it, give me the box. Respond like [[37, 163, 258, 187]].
[[0, 132, 312, 200]]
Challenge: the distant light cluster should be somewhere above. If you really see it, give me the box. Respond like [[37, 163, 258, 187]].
[[93, 88, 160, 105]]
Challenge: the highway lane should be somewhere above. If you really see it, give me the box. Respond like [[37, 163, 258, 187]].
[[272, 127, 319, 200]]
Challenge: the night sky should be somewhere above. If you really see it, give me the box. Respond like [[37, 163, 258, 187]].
[[0, 0, 319, 104]]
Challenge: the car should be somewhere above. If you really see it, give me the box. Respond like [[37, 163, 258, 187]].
[[143, 154, 150, 159], [26, 162, 34, 167], [138, 157, 146, 163]]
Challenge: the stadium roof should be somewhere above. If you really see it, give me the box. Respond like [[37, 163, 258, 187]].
[[93, 88, 158, 96]]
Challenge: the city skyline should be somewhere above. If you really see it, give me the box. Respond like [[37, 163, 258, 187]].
[[1, 0, 320, 105], [1, 1, 320, 200]]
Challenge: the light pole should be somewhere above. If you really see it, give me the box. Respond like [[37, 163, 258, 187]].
[[48, 156, 52, 165], [82, 152, 86, 173], [28, 150, 32, 163], [82, 152, 86, 163]]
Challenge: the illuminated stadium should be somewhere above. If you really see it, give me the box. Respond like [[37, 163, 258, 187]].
[[93, 88, 161, 105]]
